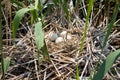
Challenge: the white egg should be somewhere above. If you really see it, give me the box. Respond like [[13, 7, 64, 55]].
[[60, 31, 67, 37], [55, 37, 64, 43], [49, 32, 58, 41], [67, 34, 72, 40]]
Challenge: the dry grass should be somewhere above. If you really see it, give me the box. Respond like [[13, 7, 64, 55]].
[[1, 0, 120, 80], [1, 15, 119, 80]]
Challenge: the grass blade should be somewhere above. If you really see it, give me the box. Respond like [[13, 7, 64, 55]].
[[102, 0, 120, 50], [34, 21, 44, 50], [37, 0, 43, 13], [35, 21, 44, 65], [62, 0, 69, 20], [35, 0, 43, 11], [41, 41, 50, 60], [80, 0, 94, 52], [30, 9, 38, 22], [12, 8, 30, 39], [93, 49, 120, 80], [76, 64, 80, 80], [11, 0, 25, 7], [35, 21, 49, 60], [35, 0, 39, 9], [3, 57, 10, 74]]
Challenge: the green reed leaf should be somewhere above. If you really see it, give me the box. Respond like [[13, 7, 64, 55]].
[[80, 0, 94, 52], [3, 57, 10, 73], [12, 8, 30, 38], [93, 49, 120, 80], [102, 0, 120, 50], [34, 21, 44, 50], [76, 64, 80, 80], [11, 0, 25, 7], [62, 0, 69, 20]]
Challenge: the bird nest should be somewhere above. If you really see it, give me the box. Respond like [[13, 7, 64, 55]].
[[2, 16, 120, 80]]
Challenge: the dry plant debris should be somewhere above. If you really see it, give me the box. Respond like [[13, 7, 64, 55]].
[[2, 16, 120, 80], [1, 1, 120, 79]]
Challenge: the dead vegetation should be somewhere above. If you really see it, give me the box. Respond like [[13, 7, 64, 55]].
[[1, 0, 120, 80]]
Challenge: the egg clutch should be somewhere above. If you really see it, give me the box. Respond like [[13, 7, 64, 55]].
[[48, 31, 72, 44]]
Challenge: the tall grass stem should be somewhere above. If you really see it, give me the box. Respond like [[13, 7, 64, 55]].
[[0, 1, 5, 79]]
